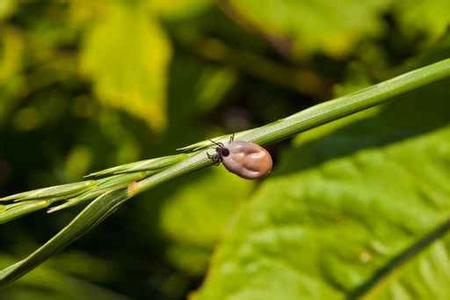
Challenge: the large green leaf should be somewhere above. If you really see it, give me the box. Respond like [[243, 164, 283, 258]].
[[160, 167, 253, 275], [193, 75, 450, 299], [224, 0, 389, 58], [80, 2, 171, 130]]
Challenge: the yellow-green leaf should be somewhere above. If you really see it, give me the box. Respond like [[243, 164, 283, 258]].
[[80, 2, 171, 130], [226, 0, 389, 58], [0, 28, 24, 93], [394, 0, 450, 44]]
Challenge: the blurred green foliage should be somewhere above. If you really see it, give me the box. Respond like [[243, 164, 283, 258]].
[[0, 0, 449, 299]]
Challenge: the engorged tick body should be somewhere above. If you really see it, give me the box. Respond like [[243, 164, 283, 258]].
[[209, 138, 273, 179]]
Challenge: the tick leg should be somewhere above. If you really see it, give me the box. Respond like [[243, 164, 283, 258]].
[[206, 152, 221, 165], [209, 139, 224, 148], [206, 152, 213, 160], [229, 133, 235, 143]]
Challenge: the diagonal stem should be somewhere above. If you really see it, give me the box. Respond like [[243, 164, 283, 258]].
[[1, 58, 450, 288], [133, 59, 450, 196]]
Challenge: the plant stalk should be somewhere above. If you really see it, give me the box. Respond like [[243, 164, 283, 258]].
[[133, 58, 450, 196], [1, 58, 450, 288]]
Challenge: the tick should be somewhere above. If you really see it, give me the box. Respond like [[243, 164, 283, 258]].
[[208, 136, 273, 179]]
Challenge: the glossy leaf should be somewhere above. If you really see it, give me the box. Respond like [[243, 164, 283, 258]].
[[160, 168, 252, 274], [194, 79, 450, 299]]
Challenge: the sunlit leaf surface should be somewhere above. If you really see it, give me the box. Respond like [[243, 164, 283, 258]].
[[160, 168, 253, 275], [194, 78, 450, 299], [394, 0, 450, 43], [225, 0, 389, 58], [80, 2, 171, 130]]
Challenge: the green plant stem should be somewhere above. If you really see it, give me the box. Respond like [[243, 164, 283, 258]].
[[1, 58, 450, 288], [133, 58, 450, 196], [0, 189, 130, 286]]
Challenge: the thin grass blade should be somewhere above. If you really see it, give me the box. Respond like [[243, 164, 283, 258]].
[[0, 188, 130, 287], [176, 131, 251, 152], [0, 181, 96, 202], [84, 154, 188, 178], [0, 200, 51, 224], [47, 172, 150, 214], [95, 172, 150, 189]]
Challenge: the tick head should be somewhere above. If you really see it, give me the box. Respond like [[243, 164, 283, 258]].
[[217, 147, 230, 157]]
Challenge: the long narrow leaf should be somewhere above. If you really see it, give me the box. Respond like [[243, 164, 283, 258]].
[[0, 189, 129, 287], [0, 181, 96, 202], [1, 58, 450, 288], [84, 154, 188, 178], [0, 201, 50, 224]]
